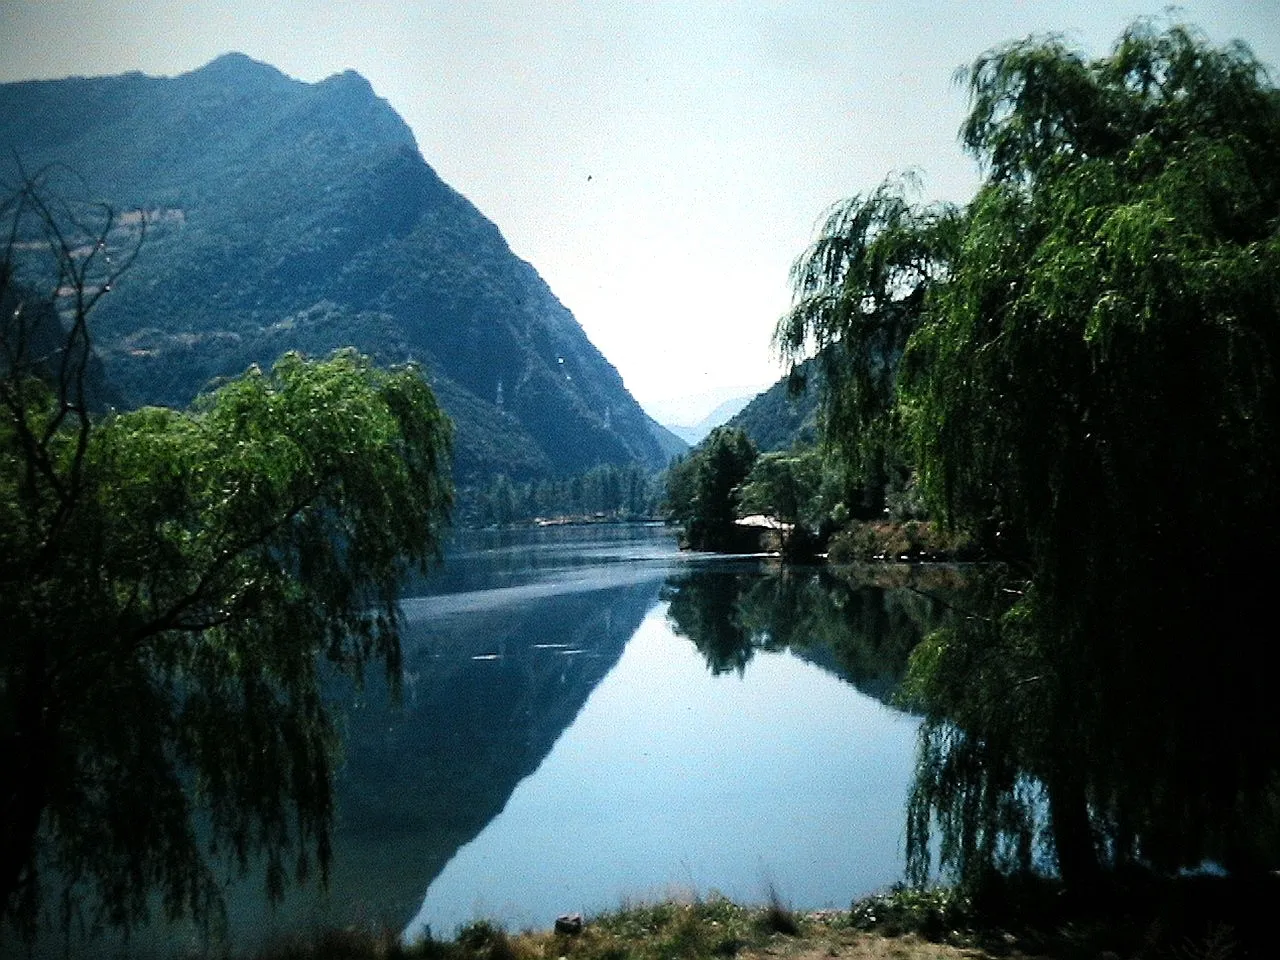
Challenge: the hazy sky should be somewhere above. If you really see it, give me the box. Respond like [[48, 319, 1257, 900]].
[[3, 1, 1278, 421]]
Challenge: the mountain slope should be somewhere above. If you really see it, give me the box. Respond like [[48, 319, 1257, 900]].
[[0, 54, 683, 479], [665, 394, 755, 445], [725, 358, 822, 452]]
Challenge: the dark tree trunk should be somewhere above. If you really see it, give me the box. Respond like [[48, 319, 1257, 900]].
[[0, 643, 52, 926], [1047, 771, 1101, 895]]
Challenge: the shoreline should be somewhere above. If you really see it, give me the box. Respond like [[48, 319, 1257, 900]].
[[235, 877, 1276, 960]]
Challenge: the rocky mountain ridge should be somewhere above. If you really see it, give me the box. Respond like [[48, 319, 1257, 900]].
[[0, 53, 685, 478]]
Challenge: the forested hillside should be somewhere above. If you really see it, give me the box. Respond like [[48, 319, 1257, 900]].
[[725, 359, 821, 452], [0, 54, 683, 479]]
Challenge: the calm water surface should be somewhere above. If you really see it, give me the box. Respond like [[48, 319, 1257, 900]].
[[213, 524, 932, 951]]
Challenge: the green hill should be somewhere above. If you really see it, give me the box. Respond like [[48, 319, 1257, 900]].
[[0, 54, 683, 480], [724, 358, 821, 452]]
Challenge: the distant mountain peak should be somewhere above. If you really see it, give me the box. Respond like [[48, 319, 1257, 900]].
[[664, 394, 755, 446], [320, 68, 374, 93], [185, 52, 295, 89]]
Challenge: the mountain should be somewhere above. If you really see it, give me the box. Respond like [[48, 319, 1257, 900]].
[[0, 277, 124, 412], [0, 54, 684, 480], [664, 393, 755, 445], [724, 358, 821, 452]]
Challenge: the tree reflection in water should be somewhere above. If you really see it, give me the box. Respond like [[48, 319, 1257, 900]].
[[666, 561, 1280, 900], [902, 570, 1280, 897], [662, 563, 957, 709]]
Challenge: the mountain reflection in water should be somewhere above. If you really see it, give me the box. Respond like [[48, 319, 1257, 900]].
[[167, 526, 947, 953]]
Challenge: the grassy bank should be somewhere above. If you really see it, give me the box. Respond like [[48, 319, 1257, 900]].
[[254, 894, 976, 960], [246, 880, 1272, 960]]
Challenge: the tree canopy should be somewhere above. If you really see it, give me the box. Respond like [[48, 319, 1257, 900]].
[[663, 426, 758, 552], [1, 180, 453, 937], [776, 173, 961, 489], [778, 20, 1280, 891]]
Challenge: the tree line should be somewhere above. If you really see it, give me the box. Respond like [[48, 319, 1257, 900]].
[[457, 462, 662, 527]]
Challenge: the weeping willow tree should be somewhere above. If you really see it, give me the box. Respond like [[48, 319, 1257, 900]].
[[1, 178, 454, 939], [776, 173, 962, 500], [778, 21, 1280, 892]]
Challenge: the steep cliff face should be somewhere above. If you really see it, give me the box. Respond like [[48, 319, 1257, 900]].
[[0, 54, 683, 478]]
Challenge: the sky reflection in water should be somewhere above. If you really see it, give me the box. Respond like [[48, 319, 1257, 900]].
[[188, 526, 926, 953], [403, 568, 920, 938]]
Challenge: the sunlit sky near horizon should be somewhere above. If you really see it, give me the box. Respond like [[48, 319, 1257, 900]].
[[3, 1, 1278, 423]]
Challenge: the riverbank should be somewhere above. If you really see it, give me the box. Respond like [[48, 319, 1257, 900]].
[[243, 879, 1272, 960], [250, 894, 988, 960]]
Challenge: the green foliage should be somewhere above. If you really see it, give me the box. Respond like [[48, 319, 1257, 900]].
[[580, 897, 785, 960], [671, 427, 758, 552], [736, 450, 823, 526], [457, 463, 661, 526], [900, 19, 1280, 891], [455, 920, 520, 960], [660, 452, 699, 525], [775, 174, 961, 488], [848, 884, 970, 939], [2, 353, 452, 936], [735, 448, 849, 557], [780, 18, 1280, 892], [1, 183, 453, 937]]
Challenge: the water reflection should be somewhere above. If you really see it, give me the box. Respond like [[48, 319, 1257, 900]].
[[902, 567, 1280, 894], [404, 603, 920, 938], [141, 528, 953, 952], [218, 528, 675, 951], [665, 563, 952, 703], [399, 551, 955, 937]]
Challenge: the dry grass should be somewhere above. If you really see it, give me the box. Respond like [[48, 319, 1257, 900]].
[[406, 898, 1037, 960], [738, 929, 1001, 960], [241, 884, 1269, 960]]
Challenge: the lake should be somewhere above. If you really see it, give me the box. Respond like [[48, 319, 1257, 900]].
[[186, 524, 939, 954]]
